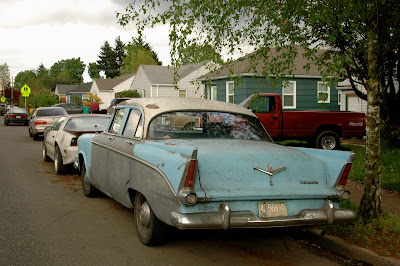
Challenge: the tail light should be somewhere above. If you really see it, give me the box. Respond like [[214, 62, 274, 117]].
[[184, 148, 198, 187], [337, 153, 355, 186], [35, 120, 47, 125], [70, 138, 78, 146], [337, 163, 352, 186], [6, 114, 15, 118], [178, 148, 199, 205]]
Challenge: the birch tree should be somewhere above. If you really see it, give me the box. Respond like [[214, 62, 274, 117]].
[[118, 0, 399, 221]]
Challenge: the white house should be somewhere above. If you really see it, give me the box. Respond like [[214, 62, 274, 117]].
[[130, 61, 215, 98], [89, 73, 135, 111], [337, 79, 367, 113]]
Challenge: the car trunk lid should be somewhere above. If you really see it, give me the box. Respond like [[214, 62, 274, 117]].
[[148, 139, 336, 201]]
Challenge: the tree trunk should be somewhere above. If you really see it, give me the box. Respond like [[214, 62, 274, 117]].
[[358, 8, 382, 221]]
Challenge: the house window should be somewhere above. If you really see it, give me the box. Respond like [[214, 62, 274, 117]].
[[179, 90, 187, 98], [318, 82, 330, 103], [226, 81, 234, 103], [210, 86, 217, 100], [282, 81, 296, 109]]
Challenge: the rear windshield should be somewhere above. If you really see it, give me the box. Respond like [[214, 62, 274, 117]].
[[148, 111, 271, 141], [36, 108, 67, 117], [64, 116, 110, 132], [10, 108, 28, 114]]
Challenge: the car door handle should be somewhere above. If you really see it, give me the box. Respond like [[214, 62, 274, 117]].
[[127, 140, 135, 145]]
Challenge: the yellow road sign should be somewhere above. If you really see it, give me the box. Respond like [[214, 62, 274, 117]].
[[0, 96, 5, 102], [21, 84, 31, 97]]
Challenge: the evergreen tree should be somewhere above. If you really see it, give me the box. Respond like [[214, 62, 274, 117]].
[[88, 62, 101, 79]]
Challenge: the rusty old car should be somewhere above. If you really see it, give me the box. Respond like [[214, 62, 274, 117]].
[[77, 98, 355, 245]]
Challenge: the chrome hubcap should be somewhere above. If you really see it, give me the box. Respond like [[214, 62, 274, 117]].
[[321, 136, 336, 150], [139, 201, 151, 227]]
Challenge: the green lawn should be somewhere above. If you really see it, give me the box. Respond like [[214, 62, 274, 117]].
[[344, 144, 400, 193]]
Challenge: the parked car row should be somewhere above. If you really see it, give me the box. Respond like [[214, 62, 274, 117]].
[[2, 97, 357, 246], [75, 97, 357, 246]]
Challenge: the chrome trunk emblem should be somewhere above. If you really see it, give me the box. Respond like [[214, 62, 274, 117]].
[[254, 164, 287, 186]]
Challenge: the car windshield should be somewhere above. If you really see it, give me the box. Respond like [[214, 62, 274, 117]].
[[10, 108, 28, 114], [148, 111, 271, 141], [64, 116, 110, 132], [36, 108, 67, 116]]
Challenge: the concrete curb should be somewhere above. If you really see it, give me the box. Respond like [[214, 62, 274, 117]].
[[311, 234, 400, 265]]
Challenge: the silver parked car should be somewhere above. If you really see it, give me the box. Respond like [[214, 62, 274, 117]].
[[28, 107, 68, 140], [42, 114, 111, 174]]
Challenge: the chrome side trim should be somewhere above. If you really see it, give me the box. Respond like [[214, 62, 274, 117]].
[[92, 140, 177, 197], [170, 201, 355, 230]]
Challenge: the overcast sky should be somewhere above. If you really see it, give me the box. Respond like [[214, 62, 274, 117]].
[[0, 0, 171, 83]]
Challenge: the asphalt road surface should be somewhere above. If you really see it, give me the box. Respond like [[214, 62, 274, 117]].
[[0, 116, 359, 265]]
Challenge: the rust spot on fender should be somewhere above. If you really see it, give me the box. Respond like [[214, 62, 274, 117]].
[[165, 143, 176, 146], [146, 104, 159, 109]]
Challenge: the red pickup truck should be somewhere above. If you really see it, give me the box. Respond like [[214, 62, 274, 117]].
[[239, 93, 366, 150]]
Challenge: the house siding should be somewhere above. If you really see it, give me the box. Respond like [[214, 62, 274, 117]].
[[204, 76, 340, 110], [131, 67, 152, 97], [98, 91, 114, 110], [114, 76, 135, 94], [177, 65, 211, 98]]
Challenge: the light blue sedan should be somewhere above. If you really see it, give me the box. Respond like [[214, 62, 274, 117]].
[[77, 98, 355, 245]]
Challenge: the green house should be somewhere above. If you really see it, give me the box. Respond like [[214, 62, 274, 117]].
[[201, 48, 340, 111]]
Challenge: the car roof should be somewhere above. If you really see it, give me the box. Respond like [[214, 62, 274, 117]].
[[36, 106, 66, 110], [64, 114, 111, 119], [119, 97, 256, 118]]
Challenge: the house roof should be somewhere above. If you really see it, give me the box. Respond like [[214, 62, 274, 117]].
[[94, 73, 135, 91], [140, 60, 211, 84], [202, 47, 327, 79], [67, 82, 92, 93], [55, 84, 79, 95]]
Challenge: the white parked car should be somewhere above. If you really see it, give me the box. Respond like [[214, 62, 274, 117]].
[[42, 114, 111, 174]]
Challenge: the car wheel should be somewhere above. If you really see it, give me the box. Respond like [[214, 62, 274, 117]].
[[316, 131, 340, 150], [42, 143, 50, 162], [54, 146, 66, 175], [134, 192, 168, 246], [183, 122, 195, 132], [32, 133, 38, 141], [81, 163, 98, 197]]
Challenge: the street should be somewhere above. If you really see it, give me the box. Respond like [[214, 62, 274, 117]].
[[0, 116, 358, 265]]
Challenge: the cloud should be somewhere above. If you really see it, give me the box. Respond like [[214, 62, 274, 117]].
[[0, 0, 125, 29], [0, 0, 172, 82]]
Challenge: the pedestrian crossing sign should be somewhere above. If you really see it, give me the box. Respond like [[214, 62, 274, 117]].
[[21, 84, 31, 97]]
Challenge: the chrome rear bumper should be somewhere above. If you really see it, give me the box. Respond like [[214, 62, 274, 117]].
[[170, 200, 355, 230]]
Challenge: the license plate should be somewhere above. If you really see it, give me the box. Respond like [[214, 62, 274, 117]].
[[16, 116, 21, 119], [258, 202, 288, 218]]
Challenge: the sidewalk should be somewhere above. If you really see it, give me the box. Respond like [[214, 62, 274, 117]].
[[347, 180, 400, 216]]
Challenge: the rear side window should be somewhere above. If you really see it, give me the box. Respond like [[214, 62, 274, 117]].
[[52, 117, 66, 131], [122, 109, 142, 138]]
